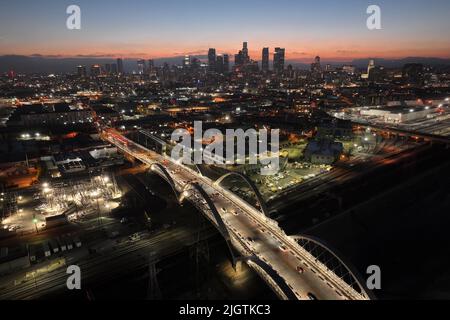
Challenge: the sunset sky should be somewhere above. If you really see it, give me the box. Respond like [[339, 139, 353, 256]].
[[1, 0, 449, 62]]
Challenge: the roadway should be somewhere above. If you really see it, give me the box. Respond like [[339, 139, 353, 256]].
[[102, 128, 371, 300]]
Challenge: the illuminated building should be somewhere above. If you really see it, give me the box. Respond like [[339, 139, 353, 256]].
[[77, 65, 87, 77], [137, 59, 146, 74], [183, 55, 190, 67], [367, 59, 375, 76], [90, 64, 102, 77]]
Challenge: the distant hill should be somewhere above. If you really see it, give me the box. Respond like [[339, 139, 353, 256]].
[[1, 55, 449, 74], [350, 57, 450, 68], [0, 55, 208, 74]]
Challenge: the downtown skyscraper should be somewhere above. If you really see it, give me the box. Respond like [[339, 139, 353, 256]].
[[117, 58, 124, 75], [208, 48, 216, 72], [273, 47, 285, 75], [262, 47, 269, 72]]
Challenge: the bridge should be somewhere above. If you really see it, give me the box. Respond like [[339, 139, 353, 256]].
[[102, 128, 374, 300], [353, 122, 450, 145]]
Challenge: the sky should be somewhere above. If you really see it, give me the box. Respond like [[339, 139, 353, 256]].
[[0, 0, 449, 62]]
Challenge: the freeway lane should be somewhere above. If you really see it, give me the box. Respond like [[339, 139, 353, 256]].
[[103, 129, 370, 300]]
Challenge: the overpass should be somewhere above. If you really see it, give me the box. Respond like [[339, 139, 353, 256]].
[[353, 122, 450, 145], [102, 128, 374, 300]]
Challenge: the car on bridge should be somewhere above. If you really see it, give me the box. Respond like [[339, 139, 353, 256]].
[[307, 293, 318, 300]]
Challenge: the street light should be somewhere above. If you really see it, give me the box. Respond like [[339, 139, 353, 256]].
[[33, 217, 38, 233]]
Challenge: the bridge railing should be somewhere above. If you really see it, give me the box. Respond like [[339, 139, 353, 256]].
[[291, 236, 372, 300]]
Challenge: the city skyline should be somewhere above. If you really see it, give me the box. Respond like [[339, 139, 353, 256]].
[[1, 0, 450, 61]]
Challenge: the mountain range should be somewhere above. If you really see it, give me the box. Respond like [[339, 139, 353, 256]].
[[1, 55, 450, 74]]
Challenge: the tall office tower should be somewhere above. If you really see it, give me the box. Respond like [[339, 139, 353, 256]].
[[183, 55, 191, 67], [311, 56, 322, 74], [111, 63, 118, 74], [208, 48, 216, 72], [273, 47, 285, 74], [262, 47, 270, 72], [77, 65, 87, 77], [137, 59, 146, 74], [162, 62, 171, 81], [235, 52, 243, 66], [234, 42, 250, 68], [117, 58, 124, 75], [223, 54, 230, 73], [367, 59, 375, 76], [148, 59, 155, 74], [90, 64, 102, 77], [286, 64, 294, 78], [105, 63, 112, 74], [315, 55, 321, 65], [242, 42, 249, 63], [216, 55, 224, 74]]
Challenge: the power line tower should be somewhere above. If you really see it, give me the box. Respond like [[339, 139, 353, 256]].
[[147, 253, 162, 300]]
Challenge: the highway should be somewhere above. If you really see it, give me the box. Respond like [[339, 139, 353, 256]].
[[102, 128, 372, 300]]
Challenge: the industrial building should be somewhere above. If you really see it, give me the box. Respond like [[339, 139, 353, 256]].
[[360, 105, 435, 123]]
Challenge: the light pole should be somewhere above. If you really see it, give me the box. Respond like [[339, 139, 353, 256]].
[[33, 216, 38, 233]]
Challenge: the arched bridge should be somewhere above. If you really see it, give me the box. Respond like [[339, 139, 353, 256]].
[[103, 128, 373, 300], [215, 172, 270, 218]]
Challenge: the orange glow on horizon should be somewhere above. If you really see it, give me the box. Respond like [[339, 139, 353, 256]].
[[2, 39, 450, 61]]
